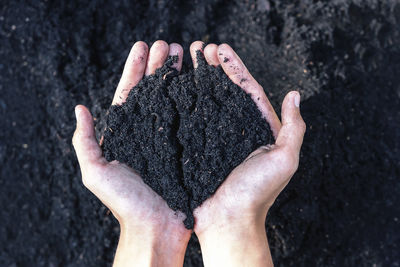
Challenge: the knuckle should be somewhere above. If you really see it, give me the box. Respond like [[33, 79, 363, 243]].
[[288, 158, 299, 176], [131, 42, 148, 62], [298, 120, 306, 134], [80, 161, 105, 190], [286, 154, 299, 176], [277, 150, 299, 177], [290, 119, 306, 132]]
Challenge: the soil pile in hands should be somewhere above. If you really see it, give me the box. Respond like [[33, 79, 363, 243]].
[[102, 54, 274, 228]]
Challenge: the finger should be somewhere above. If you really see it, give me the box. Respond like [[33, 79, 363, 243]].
[[275, 91, 306, 153], [112, 41, 149, 105], [145, 40, 169, 75], [189, 41, 205, 69], [169, 43, 183, 72], [217, 43, 281, 138], [204, 44, 219, 66], [72, 105, 104, 171]]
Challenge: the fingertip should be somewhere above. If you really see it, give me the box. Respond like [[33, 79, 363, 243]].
[[190, 41, 205, 68], [133, 41, 149, 54], [217, 43, 231, 53], [74, 105, 93, 133], [74, 105, 82, 119], [131, 41, 149, 64], [294, 92, 300, 107], [281, 91, 306, 132], [132, 41, 149, 67], [204, 44, 219, 66], [145, 40, 169, 75], [217, 44, 239, 79], [72, 104, 103, 166], [75, 105, 87, 124], [216, 43, 282, 138], [204, 43, 218, 50], [282, 91, 301, 117], [190, 41, 204, 52], [153, 40, 168, 49], [113, 41, 149, 105], [169, 43, 183, 52], [287, 91, 300, 107], [169, 43, 183, 71]]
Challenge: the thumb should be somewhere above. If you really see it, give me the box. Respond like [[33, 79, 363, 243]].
[[72, 105, 104, 171], [275, 91, 306, 153]]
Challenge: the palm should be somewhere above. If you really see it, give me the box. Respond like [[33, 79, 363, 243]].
[[85, 160, 190, 234], [189, 42, 305, 232], [73, 41, 191, 238], [194, 146, 297, 227]]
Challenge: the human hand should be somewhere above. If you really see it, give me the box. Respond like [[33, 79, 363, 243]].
[[189, 42, 306, 267], [72, 41, 191, 267]]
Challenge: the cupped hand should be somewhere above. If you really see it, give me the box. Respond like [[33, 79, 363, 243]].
[[189, 42, 306, 266], [72, 41, 190, 267], [72, 39, 306, 267]]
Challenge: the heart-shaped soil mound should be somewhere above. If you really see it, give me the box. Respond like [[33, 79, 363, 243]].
[[102, 54, 274, 228]]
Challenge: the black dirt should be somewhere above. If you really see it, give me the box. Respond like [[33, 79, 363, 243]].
[[1, 0, 400, 266], [102, 54, 273, 228]]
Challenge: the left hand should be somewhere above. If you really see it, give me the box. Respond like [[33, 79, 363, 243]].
[[189, 42, 306, 267]]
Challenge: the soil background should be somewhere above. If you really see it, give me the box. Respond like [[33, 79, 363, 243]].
[[0, 0, 399, 266]]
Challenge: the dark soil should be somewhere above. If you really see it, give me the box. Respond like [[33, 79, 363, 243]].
[[102, 54, 273, 228], [1, 0, 399, 266]]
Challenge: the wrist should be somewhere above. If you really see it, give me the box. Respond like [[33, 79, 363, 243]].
[[194, 197, 269, 238], [196, 214, 271, 267], [195, 212, 266, 242], [114, 221, 190, 267]]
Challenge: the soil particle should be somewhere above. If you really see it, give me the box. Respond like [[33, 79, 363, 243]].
[[102, 54, 273, 228]]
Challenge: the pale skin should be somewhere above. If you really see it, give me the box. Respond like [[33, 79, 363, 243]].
[[72, 40, 306, 267]]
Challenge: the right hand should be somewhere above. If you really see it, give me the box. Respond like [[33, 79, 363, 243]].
[[72, 41, 191, 267]]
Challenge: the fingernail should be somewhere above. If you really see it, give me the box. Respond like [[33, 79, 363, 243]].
[[75, 106, 80, 119], [294, 92, 300, 107]]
